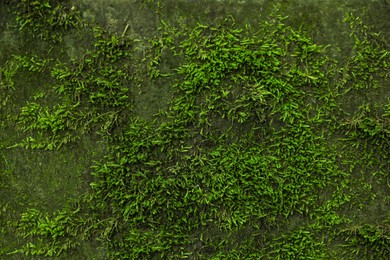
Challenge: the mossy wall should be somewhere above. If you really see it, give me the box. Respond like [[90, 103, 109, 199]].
[[0, 0, 389, 259]]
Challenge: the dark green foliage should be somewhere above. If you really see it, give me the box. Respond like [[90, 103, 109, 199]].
[[11, 25, 133, 149], [340, 223, 390, 259], [1, 2, 390, 259], [51, 27, 132, 110], [342, 103, 390, 152], [15, 0, 82, 42], [267, 228, 327, 259], [341, 13, 389, 90], [15, 101, 81, 150], [85, 10, 344, 258], [13, 208, 86, 256]]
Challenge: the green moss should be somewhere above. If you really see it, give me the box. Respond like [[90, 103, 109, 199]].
[[0, 0, 389, 259]]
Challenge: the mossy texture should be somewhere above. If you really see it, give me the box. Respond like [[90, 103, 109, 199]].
[[0, 0, 390, 259]]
